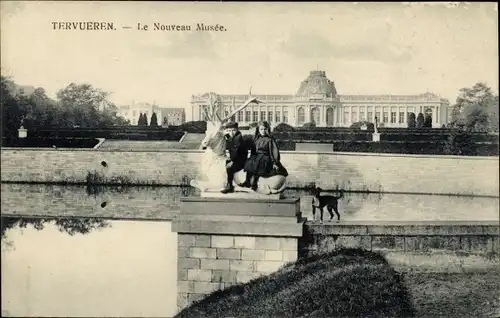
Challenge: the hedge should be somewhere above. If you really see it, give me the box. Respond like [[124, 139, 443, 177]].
[[1, 137, 100, 148]]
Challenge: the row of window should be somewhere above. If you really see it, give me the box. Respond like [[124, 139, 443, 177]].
[[197, 105, 435, 125], [202, 110, 291, 124], [130, 110, 181, 117], [343, 109, 434, 124], [343, 111, 402, 124]]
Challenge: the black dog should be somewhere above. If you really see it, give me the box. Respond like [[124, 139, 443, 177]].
[[311, 187, 344, 223]]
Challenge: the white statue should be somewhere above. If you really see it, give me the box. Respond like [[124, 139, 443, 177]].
[[190, 90, 287, 195]]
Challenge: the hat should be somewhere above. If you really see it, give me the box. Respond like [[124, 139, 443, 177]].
[[224, 122, 238, 129]]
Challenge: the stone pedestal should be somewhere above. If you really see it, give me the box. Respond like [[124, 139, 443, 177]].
[[172, 196, 304, 312], [200, 190, 284, 200], [372, 132, 380, 142]]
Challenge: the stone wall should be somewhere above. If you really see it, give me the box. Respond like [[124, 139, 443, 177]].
[[177, 234, 298, 311], [1, 148, 498, 196], [302, 222, 500, 272]]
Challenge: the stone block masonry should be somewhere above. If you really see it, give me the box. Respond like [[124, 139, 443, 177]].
[[172, 196, 304, 312], [177, 234, 298, 311], [301, 221, 500, 273], [1, 148, 498, 196]]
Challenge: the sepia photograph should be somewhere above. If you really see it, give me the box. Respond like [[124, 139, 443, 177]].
[[1, 1, 499, 317]]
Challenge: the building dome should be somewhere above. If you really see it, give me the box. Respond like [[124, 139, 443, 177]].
[[296, 70, 337, 97]]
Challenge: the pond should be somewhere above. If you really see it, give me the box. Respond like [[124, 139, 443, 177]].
[[1, 183, 498, 317], [1, 184, 499, 221], [1, 217, 177, 317]]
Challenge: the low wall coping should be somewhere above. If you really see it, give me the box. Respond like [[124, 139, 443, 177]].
[[306, 221, 500, 236], [1, 147, 498, 160], [171, 219, 304, 237], [306, 220, 500, 226], [173, 197, 304, 237], [180, 197, 300, 204]]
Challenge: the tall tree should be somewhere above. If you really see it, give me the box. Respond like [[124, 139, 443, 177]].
[[1, 76, 24, 141], [423, 114, 432, 127], [138, 113, 143, 125], [407, 112, 416, 128], [449, 82, 499, 132], [416, 113, 424, 128], [150, 112, 158, 126], [56, 83, 120, 128], [27, 87, 60, 127]]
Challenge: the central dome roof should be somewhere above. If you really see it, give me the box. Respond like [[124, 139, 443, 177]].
[[296, 70, 337, 97]]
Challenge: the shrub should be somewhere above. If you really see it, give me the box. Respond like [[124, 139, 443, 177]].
[[273, 123, 295, 132], [302, 121, 316, 128], [407, 113, 416, 128], [444, 127, 476, 156], [416, 113, 424, 128], [424, 114, 432, 128], [175, 248, 415, 318]]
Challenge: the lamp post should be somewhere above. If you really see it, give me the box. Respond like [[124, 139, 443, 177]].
[[18, 117, 27, 139]]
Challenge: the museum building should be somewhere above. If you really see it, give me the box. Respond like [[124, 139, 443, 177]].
[[190, 70, 451, 128]]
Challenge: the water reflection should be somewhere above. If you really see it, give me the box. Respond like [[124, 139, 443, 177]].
[[1, 183, 498, 221], [1, 217, 177, 317], [1, 217, 110, 240]]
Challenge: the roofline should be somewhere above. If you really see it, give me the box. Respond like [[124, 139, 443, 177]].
[[190, 93, 448, 99]]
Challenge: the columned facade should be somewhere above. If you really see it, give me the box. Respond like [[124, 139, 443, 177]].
[[190, 71, 451, 128]]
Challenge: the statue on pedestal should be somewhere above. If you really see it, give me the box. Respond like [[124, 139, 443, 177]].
[[372, 116, 380, 142], [190, 89, 288, 196]]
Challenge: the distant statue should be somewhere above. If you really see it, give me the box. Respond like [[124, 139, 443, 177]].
[[19, 116, 25, 128], [374, 116, 379, 134], [190, 90, 288, 195]]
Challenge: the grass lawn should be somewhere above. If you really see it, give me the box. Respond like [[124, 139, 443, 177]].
[[404, 270, 500, 317], [176, 248, 500, 318], [176, 248, 415, 318]]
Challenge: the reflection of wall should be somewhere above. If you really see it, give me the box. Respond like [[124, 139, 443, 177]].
[[0, 184, 198, 220], [1, 149, 498, 196], [2, 185, 498, 221], [287, 189, 498, 221]]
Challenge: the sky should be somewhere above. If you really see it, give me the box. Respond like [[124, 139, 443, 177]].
[[1, 1, 498, 120]]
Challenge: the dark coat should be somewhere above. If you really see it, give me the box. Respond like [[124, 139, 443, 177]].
[[244, 135, 288, 178], [226, 131, 250, 170]]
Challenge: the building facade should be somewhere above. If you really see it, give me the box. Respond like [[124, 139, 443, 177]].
[[118, 103, 186, 126], [190, 70, 451, 128], [161, 107, 186, 126]]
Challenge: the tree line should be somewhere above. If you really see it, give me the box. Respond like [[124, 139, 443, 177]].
[[1, 76, 130, 141]]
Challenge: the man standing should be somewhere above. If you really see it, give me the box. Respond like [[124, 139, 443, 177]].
[[221, 122, 248, 194]]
